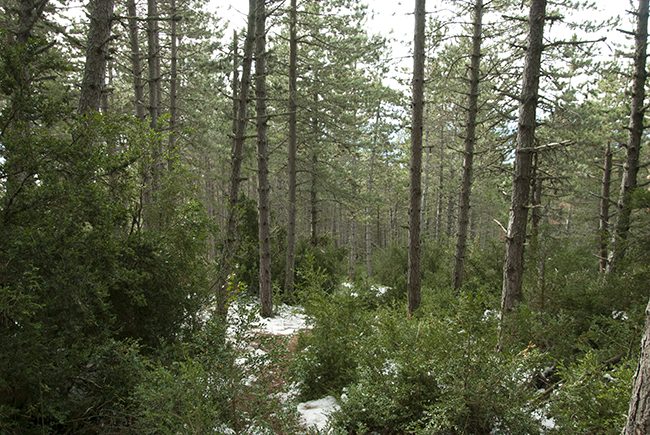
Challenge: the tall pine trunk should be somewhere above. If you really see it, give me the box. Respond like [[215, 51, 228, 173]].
[[284, 0, 298, 299], [147, 0, 160, 130], [126, 0, 145, 121], [214, 5, 255, 315], [500, 0, 546, 317], [348, 217, 357, 281], [168, 0, 178, 170], [452, 0, 483, 290], [599, 141, 612, 276], [421, 102, 431, 238], [621, 4, 650, 428], [78, 0, 114, 115], [607, 0, 648, 274], [365, 109, 379, 280], [624, 296, 650, 434], [255, 0, 273, 318], [435, 124, 445, 240], [407, 0, 426, 314], [310, 93, 319, 245]]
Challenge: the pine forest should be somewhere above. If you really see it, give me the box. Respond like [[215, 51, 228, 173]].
[[2, 0, 650, 433]]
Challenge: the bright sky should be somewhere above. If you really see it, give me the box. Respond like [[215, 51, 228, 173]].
[[208, 0, 634, 93], [211, 0, 634, 52]]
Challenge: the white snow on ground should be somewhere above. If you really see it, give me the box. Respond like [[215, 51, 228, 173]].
[[257, 304, 309, 336], [226, 302, 309, 338], [227, 300, 340, 431], [342, 281, 390, 298], [297, 396, 340, 431]]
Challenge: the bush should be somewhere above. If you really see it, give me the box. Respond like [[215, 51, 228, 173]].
[[545, 352, 634, 434], [291, 265, 369, 400], [371, 240, 449, 304], [294, 235, 347, 294], [331, 290, 543, 435], [0, 111, 215, 433], [229, 195, 288, 298]]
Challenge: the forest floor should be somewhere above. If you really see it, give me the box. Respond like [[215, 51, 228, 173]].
[[229, 301, 339, 433]]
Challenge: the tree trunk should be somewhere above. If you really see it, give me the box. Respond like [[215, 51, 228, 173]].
[[3, 0, 48, 211], [78, 0, 114, 115], [145, 0, 163, 209], [624, 297, 650, 434], [407, 0, 425, 314], [500, 0, 546, 316], [214, 7, 255, 315], [310, 92, 319, 246], [255, 0, 273, 318], [436, 124, 445, 240], [348, 217, 357, 281], [607, 0, 648, 274], [147, 0, 161, 130], [168, 0, 178, 170], [599, 141, 612, 276], [530, 152, 544, 310], [421, 102, 431, 238], [446, 166, 455, 238], [452, 0, 483, 290], [310, 148, 318, 245], [204, 156, 217, 260], [365, 110, 378, 280], [284, 0, 298, 300], [126, 0, 145, 121]]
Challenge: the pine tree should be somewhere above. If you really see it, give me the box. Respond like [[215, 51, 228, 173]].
[[500, 0, 547, 317], [408, 0, 426, 314]]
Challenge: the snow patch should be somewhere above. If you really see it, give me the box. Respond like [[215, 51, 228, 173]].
[[227, 302, 309, 338], [257, 304, 308, 336], [297, 396, 340, 431]]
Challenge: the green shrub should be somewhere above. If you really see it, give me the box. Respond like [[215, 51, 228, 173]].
[[371, 240, 449, 304], [291, 265, 369, 400], [332, 290, 543, 435], [294, 235, 347, 294], [545, 352, 634, 434], [135, 302, 303, 435]]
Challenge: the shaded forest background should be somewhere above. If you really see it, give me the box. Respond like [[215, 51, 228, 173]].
[[1, 0, 650, 433]]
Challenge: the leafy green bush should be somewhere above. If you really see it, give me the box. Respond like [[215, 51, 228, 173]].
[[229, 195, 288, 298], [294, 235, 347, 294], [371, 240, 448, 304], [332, 290, 543, 435], [545, 352, 634, 434], [291, 265, 369, 400], [0, 111, 216, 432]]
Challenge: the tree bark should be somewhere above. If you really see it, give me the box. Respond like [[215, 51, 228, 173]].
[[530, 152, 544, 310], [624, 297, 650, 434], [599, 141, 612, 276], [452, 0, 483, 290], [607, 0, 648, 274], [126, 0, 146, 121], [255, 0, 273, 318], [365, 110, 379, 280], [408, 0, 425, 314], [421, 102, 431, 238], [310, 151, 319, 244], [436, 124, 445, 241], [147, 0, 161, 130], [348, 217, 357, 281], [78, 0, 114, 115], [3, 0, 48, 212], [214, 6, 255, 315], [500, 0, 546, 316], [310, 95, 319, 246], [446, 166, 455, 237], [168, 0, 178, 170], [284, 0, 298, 300]]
